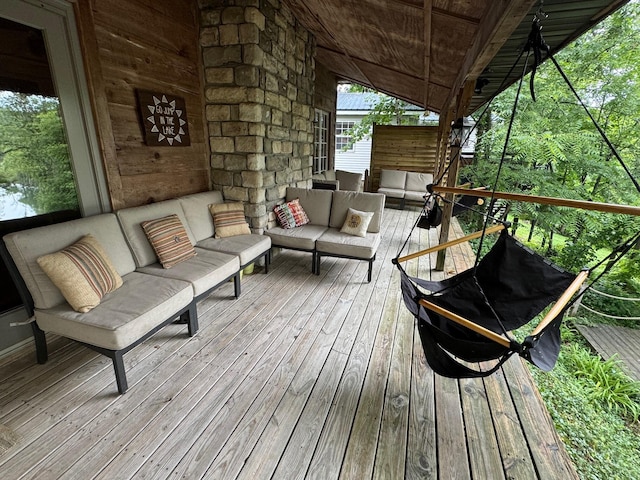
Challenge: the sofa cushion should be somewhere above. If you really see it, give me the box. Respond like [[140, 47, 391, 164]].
[[329, 191, 385, 233], [404, 190, 429, 203], [286, 188, 333, 226], [265, 225, 328, 251], [274, 198, 310, 229], [340, 208, 374, 238], [209, 203, 251, 238], [141, 214, 197, 269], [116, 199, 197, 268], [379, 169, 407, 190], [137, 248, 239, 297], [324, 170, 337, 181], [36, 234, 123, 313], [377, 187, 405, 199], [178, 190, 223, 241], [336, 170, 363, 192], [197, 234, 270, 267], [3, 213, 136, 310], [405, 171, 433, 193], [35, 272, 193, 351], [316, 229, 381, 259]]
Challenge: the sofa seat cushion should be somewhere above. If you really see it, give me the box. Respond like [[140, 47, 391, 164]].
[[316, 229, 381, 259], [377, 187, 405, 199], [197, 234, 271, 266], [137, 248, 239, 297], [265, 225, 328, 251], [34, 272, 192, 351], [404, 190, 428, 202]]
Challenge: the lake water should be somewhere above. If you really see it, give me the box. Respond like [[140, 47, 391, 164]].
[[0, 187, 36, 220]]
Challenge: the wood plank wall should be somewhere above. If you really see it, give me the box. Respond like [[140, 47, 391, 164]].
[[369, 124, 439, 191], [75, 0, 209, 210]]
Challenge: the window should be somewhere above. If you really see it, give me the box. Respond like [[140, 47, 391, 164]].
[[335, 121, 355, 151], [0, 1, 108, 323], [313, 109, 329, 174]]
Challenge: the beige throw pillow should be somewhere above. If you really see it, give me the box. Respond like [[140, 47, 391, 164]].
[[209, 203, 251, 238], [37, 234, 123, 313], [340, 208, 374, 237], [141, 214, 196, 268]]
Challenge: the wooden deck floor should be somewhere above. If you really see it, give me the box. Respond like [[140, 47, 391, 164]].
[[577, 324, 640, 382], [0, 207, 578, 479]]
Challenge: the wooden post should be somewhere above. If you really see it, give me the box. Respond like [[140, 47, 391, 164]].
[[436, 143, 460, 270]]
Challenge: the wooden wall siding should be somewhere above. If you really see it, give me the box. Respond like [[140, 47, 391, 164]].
[[369, 124, 439, 191], [76, 0, 209, 210]]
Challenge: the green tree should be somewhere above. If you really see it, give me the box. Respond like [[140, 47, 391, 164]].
[[464, 1, 640, 270], [0, 92, 78, 215], [340, 85, 428, 149]]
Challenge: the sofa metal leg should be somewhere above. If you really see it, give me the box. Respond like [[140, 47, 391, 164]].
[[112, 352, 128, 394], [316, 253, 321, 275], [368, 258, 374, 282], [264, 250, 270, 274], [311, 251, 316, 274], [233, 272, 241, 298], [186, 303, 198, 336], [31, 321, 48, 364], [400, 198, 406, 210]]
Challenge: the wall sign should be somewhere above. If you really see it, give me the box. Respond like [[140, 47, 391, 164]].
[[137, 89, 191, 146]]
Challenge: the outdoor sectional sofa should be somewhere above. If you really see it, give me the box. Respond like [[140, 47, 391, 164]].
[[377, 169, 433, 209], [265, 187, 385, 282], [1, 190, 270, 394]]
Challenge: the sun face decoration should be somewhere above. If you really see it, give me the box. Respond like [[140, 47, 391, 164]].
[[347, 214, 362, 228], [137, 90, 191, 146]]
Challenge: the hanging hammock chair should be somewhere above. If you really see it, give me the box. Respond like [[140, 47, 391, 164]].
[[394, 11, 640, 378]]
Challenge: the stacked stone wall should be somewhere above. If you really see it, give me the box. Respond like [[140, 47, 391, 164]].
[[200, 0, 315, 232]]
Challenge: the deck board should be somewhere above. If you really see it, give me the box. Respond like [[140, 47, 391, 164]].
[[0, 207, 578, 480], [577, 324, 640, 381]]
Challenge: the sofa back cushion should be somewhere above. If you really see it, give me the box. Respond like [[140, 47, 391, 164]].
[[3, 213, 135, 310], [178, 190, 224, 242], [286, 187, 332, 226], [329, 191, 385, 233], [405, 171, 434, 193], [379, 169, 406, 190], [116, 199, 196, 267], [336, 170, 363, 192]]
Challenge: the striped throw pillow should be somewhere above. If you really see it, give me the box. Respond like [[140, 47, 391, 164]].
[[209, 203, 251, 238], [274, 198, 309, 229], [37, 234, 123, 313], [141, 214, 196, 268]]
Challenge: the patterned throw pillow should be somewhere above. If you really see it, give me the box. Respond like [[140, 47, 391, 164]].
[[209, 202, 251, 238], [141, 214, 196, 268], [37, 234, 123, 313], [340, 208, 374, 237], [274, 199, 310, 229]]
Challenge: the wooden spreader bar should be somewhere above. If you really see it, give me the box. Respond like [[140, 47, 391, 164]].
[[431, 185, 640, 216]]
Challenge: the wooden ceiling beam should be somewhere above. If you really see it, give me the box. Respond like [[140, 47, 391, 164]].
[[443, 0, 537, 115], [423, 0, 431, 108]]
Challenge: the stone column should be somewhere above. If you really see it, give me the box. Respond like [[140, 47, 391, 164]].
[[199, 0, 315, 233]]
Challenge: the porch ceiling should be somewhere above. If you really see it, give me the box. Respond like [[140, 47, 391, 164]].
[[284, 0, 630, 115]]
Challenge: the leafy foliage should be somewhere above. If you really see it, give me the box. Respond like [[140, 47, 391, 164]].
[[463, 1, 640, 275], [0, 92, 78, 215]]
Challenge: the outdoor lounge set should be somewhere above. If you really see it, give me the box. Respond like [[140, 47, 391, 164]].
[[2, 190, 270, 394], [265, 187, 385, 282], [377, 168, 433, 209], [2, 187, 385, 394]]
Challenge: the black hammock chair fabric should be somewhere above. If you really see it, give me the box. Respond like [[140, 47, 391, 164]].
[[398, 230, 576, 378]]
